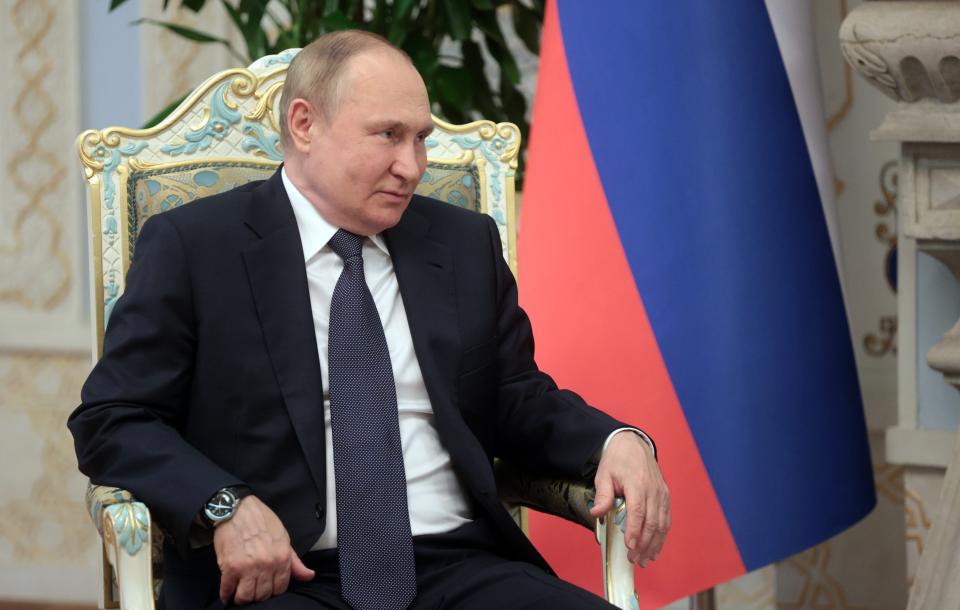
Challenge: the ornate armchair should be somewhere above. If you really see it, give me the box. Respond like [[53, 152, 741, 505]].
[[76, 49, 637, 610]]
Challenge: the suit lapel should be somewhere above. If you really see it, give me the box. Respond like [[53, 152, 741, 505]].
[[241, 171, 326, 495], [385, 201, 460, 427]]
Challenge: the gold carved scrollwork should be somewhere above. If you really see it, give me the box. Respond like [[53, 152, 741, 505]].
[[246, 81, 285, 133], [875, 160, 897, 254], [864, 316, 898, 357], [863, 160, 898, 358], [433, 116, 521, 168]]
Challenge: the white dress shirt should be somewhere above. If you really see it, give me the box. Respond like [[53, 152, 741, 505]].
[[283, 170, 475, 550], [282, 169, 654, 551]]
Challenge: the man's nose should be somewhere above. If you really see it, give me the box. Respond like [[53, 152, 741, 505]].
[[392, 144, 425, 183]]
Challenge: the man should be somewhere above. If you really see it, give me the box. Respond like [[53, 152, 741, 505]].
[[69, 31, 669, 610]]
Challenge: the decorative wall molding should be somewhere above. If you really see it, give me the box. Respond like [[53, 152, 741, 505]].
[[840, 2, 960, 104], [0, 0, 87, 351]]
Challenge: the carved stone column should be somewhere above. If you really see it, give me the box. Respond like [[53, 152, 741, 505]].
[[841, 3, 960, 608]]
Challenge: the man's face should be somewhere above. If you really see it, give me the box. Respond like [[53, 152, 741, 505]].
[[290, 50, 434, 236]]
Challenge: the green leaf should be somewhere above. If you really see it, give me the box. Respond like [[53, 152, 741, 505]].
[[483, 34, 520, 85], [435, 65, 474, 108], [436, 99, 467, 125], [511, 3, 541, 54], [319, 11, 356, 33], [132, 17, 229, 43], [472, 10, 505, 46], [247, 26, 267, 61], [108, 0, 130, 11], [387, 0, 417, 45], [180, 0, 207, 12], [131, 18, 248, 63], [441, 0, 472, 41], [220, 0, 245, 31], [471, 0, 494, 10], [461, 41, 500, 119], [371, 0, 388, 32], [142, 94, 189, 129], [404, 34, 440, 80]]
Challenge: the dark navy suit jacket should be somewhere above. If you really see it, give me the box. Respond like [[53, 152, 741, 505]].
[[69, 169, 624, 607]]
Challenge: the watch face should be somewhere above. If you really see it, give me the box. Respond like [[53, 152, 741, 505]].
[[205, 490, 237, 522]]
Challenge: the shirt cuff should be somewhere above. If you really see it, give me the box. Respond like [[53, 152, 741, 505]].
[[602, 427, 657, 461]]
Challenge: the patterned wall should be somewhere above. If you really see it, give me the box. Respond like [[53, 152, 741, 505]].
[[0, 0, 87, 351], [0, 0, 234, 603], [0, 0, 98, 602], [0, 0, 936, 606]]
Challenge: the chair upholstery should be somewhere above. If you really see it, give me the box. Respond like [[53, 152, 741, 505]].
[[76, 48, 637, 610]]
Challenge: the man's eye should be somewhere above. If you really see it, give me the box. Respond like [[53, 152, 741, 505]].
[[381, 130, 395, 139], [416, 134, 428, 143]]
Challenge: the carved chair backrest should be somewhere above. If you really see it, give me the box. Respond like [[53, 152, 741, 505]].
[[77, 48, 521, 359]]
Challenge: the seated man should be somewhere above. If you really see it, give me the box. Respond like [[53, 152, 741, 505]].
[[68, 30, 669, 610]]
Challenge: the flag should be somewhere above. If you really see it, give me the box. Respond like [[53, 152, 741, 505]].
[[518, 1, 876, 606]]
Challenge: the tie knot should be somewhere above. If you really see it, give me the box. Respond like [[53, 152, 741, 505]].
[[329, 229, 364, 261]]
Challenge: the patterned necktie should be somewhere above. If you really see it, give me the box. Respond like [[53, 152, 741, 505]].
[[327, 229, 417, 610]]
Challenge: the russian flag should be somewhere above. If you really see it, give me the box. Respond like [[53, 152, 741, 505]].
[[519, 1, 876, 606]]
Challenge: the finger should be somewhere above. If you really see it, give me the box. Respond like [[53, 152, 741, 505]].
[[291, 553, 316, 582], [635, 489, 662, 565], [650, 490, 671, 561], [623, 486, 647, 553], [254, 566, 274, 602], [590, 472, 616, 517], [219, 570, 239, 605], [234, 574, 258, 606], [273, 554, 292, 597]]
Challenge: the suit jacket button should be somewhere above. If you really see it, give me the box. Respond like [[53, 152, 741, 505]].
[[315, 503, 324, 520]]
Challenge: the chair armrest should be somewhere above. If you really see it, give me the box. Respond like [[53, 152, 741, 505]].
[[493, 459, 594, 529], [596, 499, 640, 610], [87, 484, 157, 610], [493, 461, 639, 610]]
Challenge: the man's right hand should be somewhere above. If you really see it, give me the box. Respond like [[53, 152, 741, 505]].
[[213, 495, 316, 605]]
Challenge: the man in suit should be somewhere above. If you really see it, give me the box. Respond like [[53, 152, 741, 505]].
[[69, 31, 669, 610]]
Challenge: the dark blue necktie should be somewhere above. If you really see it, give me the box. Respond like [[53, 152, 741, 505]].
[[327, 229, 417, 610]]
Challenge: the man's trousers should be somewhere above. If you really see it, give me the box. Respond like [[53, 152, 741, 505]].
[[203, 518, 618, 610]]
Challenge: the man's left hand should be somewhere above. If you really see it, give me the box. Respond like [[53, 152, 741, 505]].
[[589, 432, 670, 567]]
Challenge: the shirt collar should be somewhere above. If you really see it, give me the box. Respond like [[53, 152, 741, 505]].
[[281, 167, 389, 262]]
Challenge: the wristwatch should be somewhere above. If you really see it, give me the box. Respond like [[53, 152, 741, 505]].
[[203, 486, 251, 526]]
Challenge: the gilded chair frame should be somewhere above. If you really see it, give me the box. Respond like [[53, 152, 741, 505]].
[[76, 48, 636, 610]]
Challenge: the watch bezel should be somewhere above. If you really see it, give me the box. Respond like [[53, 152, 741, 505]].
[[204, 487, 243, 524]]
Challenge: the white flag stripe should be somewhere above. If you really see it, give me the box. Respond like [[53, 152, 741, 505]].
[[764, 0, 844, 278]]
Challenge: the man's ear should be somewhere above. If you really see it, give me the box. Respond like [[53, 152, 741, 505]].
[[287, 98, 318, 154]]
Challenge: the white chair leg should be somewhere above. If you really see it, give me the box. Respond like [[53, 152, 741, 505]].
[[597, 498, 639, 610], [101, 502, 156, 610]]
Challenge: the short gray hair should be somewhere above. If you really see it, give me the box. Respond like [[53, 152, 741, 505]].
[[279, 30, 413, 148]]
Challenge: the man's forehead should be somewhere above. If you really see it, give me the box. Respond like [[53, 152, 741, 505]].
[[342, 48, 423, 88]]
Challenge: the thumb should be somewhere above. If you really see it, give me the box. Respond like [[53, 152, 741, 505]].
[[290, 552, 316, 582], [590, 473, 615, 518]]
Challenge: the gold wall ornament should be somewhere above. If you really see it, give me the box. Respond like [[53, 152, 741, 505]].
[[862, 161, 898, 358], [0, 0, 72, 311], [864, 315, 898, 357]]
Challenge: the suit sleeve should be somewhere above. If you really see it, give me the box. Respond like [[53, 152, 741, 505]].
[[68, 213, 242, 555], [483, 217, 633, 479]]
